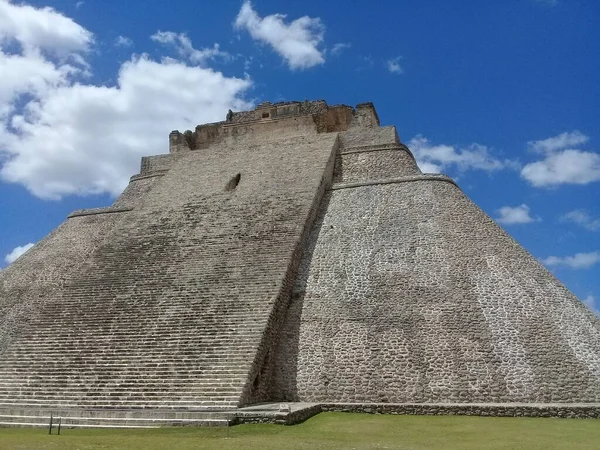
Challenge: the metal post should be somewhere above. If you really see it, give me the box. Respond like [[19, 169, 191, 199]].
[[57, 416, 62, 435], [48, 412, 53, 435]]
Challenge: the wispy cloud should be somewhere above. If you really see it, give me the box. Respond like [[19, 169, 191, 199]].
[[4, 243, 35, 264], [234, 1, 325, 70], [561, 210, 600, 231], [408, 135, 517, 174], [386, 56, 403, 74], [496, 204, 540, 225], [355, 55, 374, 71], [115, 35, 133, 47], [151, 31, 230, 65], [541, 251, 600, 269], [521, 131, 600, 187], [331, 42, 351, 56], [528, 131, 588, 154]]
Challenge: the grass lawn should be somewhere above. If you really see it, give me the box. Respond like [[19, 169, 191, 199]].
[[0, 412, 599, 450]]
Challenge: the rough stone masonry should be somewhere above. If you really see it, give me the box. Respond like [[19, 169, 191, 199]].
[[0, 100, 599, 417]]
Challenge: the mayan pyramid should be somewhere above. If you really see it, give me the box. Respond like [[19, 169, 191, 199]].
[[1, 100, 599, 424]]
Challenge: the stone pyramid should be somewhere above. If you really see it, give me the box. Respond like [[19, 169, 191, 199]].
[[1, 100, 599, 422]]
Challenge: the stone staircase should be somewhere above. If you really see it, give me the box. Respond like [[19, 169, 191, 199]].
[[0, 310, 259, 410], [0, 226, 270, 413]]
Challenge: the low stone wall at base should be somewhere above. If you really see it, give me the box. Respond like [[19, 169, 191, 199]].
[[321, 403, 600, 419], [232, 404, 323, 425]]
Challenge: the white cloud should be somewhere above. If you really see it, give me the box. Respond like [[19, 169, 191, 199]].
[[151, 31, 230, 65], [408, 135, 515, 174], [528, 131, 588, 154], [386, 56, 403, 74], [582, 295, 600, 316], [4, 242, 34, 264], [115, 35, 133, 47], [0, 49, 74, 118], [331, 42, 350, 56], [234, 1, 325, 70], [541, 251, 600, 269], [0, 2, 252, 200], [521, 149, 600, 187], [521, 131, 600, 187], [496, 204, 540, 225], [561, 210, 600, 232], [0, 0, 92, 56]]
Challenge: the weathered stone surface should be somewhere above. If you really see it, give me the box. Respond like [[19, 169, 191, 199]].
[[1, 100, 599, 422], [269, 162, 600, 404]]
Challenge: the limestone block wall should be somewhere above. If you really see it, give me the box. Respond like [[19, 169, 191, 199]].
[[333, 147, 420, 184], [140, 154, 172, 175], [339, 126, 398, 148], [111, 176, 164, 209], [270, 178, 600, 403]]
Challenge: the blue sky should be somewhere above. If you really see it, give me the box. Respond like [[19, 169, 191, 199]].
[[0, 0, 599, 314]]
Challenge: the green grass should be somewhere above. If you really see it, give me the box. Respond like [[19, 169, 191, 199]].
[[1, 413, 599, 450]]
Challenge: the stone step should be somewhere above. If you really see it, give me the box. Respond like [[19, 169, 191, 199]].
[[0, 386, 244, 393], [0, 400, 238, 408], [0, 393, 241, 401], [1, 355, 252, 362], [0, 376, 247, 384], [0, 418, 228, 428], [3, 345, 256, 353], [0, 367, 247, 373], [0, 386, 243, 393], [4, 343, 254, 349], [0, 393, 240, 401], [0, 367, 248, 375], [29, 312, 268, 320], [0, 421, 160, 429], [13, 332, 260, 339], [0, 385, 245, 392], [0, 369, 247, 375], [0, 358, 251, 365], [17, 327, 259, 332], [0, 380, 242, 388]]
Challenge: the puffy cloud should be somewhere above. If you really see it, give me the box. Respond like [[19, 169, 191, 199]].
[[561, 210, 600, 232], [234, 1, 325, 70], [521, 150, 600, 187], [1, 56, 252, 199], [496, 204, 540, 225], [541, 251, 600, 269], [408, 135, 515, 174], [521, 131, 600, 187], [4, 242, 34, 264], [0, 2, 252, 200], [0, 0, 92, 56], [151, 31, 230, 65], [386, 56, 403, 74], [0, 49, 73, 118]]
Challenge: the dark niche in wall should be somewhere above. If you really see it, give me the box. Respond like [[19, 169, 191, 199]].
[[225, 173, 241, 191]]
